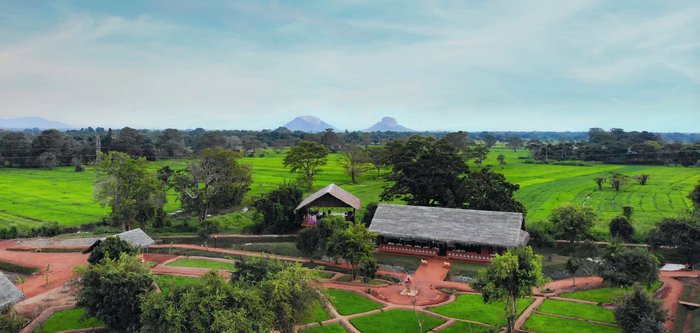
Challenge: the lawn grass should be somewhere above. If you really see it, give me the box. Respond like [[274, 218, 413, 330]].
[[324, 289, 383, 316], [560, 281, 663, 304], [349, 309, 444, 333], [304, 298, 331, 324], [429, 293, 534, 326], [438, 321, 494, 333], [166, 258, 235, 270], [154, 274, 200, 293], [301, 323, 347, 333], [2, 148, 698, 236], [522, 313, 621, 333], [538, 299, 616, 323], [35, 308, 102, 333]]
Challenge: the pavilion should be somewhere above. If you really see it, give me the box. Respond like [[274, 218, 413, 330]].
[[368, 204, 528, 263], [294, 183, 362, 226], [0, 272, 23, 312]]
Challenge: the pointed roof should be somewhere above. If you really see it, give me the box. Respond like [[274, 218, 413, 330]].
[[0, 272, 23, 311], [294, 184, 362, 212], [109, 228, 155, 249]]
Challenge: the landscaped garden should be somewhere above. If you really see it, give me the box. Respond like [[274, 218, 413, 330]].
[[429, 293, 534, 327], [34, 308, 102, 333], [349, 309, 444, 333], [153, 274, 200, 293], [559, 280, 663, 304], [323, 289, 384, 316], [522, 313, 621, 333], [304, 299, 331, 324], [537, 299, 616, 324], [165, 257, 235, 271], [437, 321, 493, 333]]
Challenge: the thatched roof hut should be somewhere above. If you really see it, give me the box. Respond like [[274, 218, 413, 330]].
[[294, 183, 362, 213], [0, 272, 23, 312], [368, 204, 528, 248], [84, 228, 155, 254]]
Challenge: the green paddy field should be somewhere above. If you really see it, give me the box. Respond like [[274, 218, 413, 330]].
[[0, 148, 698, 236]]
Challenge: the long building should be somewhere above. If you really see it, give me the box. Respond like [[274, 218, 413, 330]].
[[368, 204, 529, 263]]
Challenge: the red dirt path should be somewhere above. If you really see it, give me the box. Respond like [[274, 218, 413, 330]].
[[0, 240, 87, 299]]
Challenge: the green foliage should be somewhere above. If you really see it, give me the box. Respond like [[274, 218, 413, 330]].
[[381, 136, 524, 213], [141, 272, 274, 333], [549, 204, 596, 243], [173, 147, 251, 221], [37, 308, 103, 333], [361, 201, 378, 227], [472, 246, 547, 333], [560, 281, 662, 304], [338, 145, 371, 184], [300, 323, 347, 333], [349, 309, 444, 333], [526, 224, 555, 247], [153, 275, 199, 293], [326, 222, 376, 279], [691, 181, 700, 211], [0, 312, 29, 333], [614, 285, 667, 333], [94, 151, 166, 230], [438, 321, 494, 333], [359, 256, 379, 282], [599, 246, 659, 287], [296, 227, 321, 258], [324, 289, 383, 315], [283, 141, 330, 187], [0, 259, 39, 274], [258, 264, 320, 332], [610, 216, 634, 242], [252, 182, 304, 233], [231, 257, 287, 285], [647, 217, 700, 265], [76, 254, 154, 332], [87, 236, 136, 265]]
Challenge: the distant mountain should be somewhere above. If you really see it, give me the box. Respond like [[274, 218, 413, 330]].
[[0, 116, 73, 130], [283, 116, 336, 133], [364, 117, 414, 132]]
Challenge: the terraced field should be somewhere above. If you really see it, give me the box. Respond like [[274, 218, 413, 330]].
[[0, 148, 698, 236]]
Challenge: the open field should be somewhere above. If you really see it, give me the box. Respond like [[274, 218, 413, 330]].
[[1, 148, 698, 236]]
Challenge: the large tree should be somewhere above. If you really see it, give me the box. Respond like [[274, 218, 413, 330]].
[[648, 217, 700, 267], [338, 145, 371, 184], [327, 222, 376, 280], [610, 216, 634, 242], [549, 204, 596, 244], [690, 181, 700, 211], [251, 183, 304, 233], [283, 141, 330, 187], [94, 152, 166, 230], [472, 246, 547, 333], [598, 246, 659, 287], [462, 168, 525, 214], [87, 236, 136, 265], [76, 254, 154, 333], [614, 285, 667, 333], [174, 147, 251, 221]]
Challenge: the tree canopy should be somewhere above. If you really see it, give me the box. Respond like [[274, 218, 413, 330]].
[[283, 141, 330, 187], [549, 204, 596, 244], [598, 246, 659, 287], [614, 285, 667, 333], [252, 182, 304, 234], [472, 246, 547, 333], [610, 216, 635, 242], [87, 236, 136, 265], [647, 217, 700, 266]]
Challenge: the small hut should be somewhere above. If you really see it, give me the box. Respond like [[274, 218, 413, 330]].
[[84, 228, 155, 254], [368, 204, 528, 263], [0, 272, 23, 312], [294, 184, 362, 226]]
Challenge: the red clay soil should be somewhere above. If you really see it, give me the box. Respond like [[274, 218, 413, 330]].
[[659, 270, 700, 330], [540, 276, 604, 293], [0, 240, 88, 299]]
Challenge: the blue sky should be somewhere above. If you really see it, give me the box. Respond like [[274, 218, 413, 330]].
[[0, 0, 698, 131]]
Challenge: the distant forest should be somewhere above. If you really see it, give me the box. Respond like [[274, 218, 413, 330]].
[[0, 126, 698, 168]]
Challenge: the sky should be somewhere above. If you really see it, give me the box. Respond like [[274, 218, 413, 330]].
[[0, 1, 698, 132]]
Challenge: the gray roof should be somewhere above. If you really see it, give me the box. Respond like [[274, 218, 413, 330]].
[[294, 183, 362, 212], [0, 272, 23, 311], [104, 228, 155, 249], [368, 204, 528, 248]]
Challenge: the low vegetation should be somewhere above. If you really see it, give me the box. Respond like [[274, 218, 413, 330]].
[[349, 309, 444, 333], [538, 299, 615, 324], [323, 289, 383, 316], [429, 294, 534, 327], [165, 258, 235, 271], [301, 323, 347, 333], [34, 308, 102, 333], [560, 281, 663, 304], [522, 313, 621, 333]]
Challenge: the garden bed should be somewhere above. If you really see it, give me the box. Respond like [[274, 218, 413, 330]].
[[324, 289, 383, 316], [429, 293, 533, 327], [349, 309, 444, 333]]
